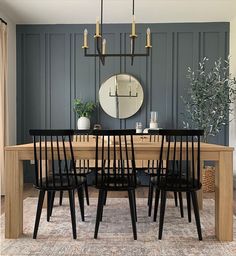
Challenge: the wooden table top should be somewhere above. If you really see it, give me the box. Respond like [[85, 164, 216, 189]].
[[5, 141, 234, 152]]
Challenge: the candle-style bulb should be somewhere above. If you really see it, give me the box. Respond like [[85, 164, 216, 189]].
[[146, 27, 151, 47], [96, 17, 100, 36], [102, 38, 106, 55], [83, 28, 88, 48], [132, 14, 136, 36]]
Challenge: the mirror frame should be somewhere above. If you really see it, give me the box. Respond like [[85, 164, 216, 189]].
[[98, 73, 144, 119]]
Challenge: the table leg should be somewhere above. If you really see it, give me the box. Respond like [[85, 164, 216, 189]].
[[197, 161, 204, 210], [40, 160, 49, 208], [5, 151, 23, 238], [215, 151, 233, 241]]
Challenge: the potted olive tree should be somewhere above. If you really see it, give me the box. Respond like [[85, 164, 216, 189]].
[[182, 57, 236, 142], [73, 99, 96, 129], [182, 57, 236, 192]]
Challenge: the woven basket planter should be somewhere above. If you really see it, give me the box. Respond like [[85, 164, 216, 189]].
[[202, 166, 215, 192]]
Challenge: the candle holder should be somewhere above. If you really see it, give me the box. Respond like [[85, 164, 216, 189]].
[[150, 111, 158, 129]]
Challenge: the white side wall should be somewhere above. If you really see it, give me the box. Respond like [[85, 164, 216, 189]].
[[230, 16, 236, 175], [0, 11, 16, 146]]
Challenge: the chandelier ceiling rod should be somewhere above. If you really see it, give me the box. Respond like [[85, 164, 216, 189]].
[[82, 0, 152, 66]]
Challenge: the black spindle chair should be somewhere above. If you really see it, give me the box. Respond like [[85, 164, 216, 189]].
[[146, 134, 184, 219], [148, 129, 204, 240], [29, 129, 85, 239], [93, 129, 138, 240], [59, 129, 93, 206]]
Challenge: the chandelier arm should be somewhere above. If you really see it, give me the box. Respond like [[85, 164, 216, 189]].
[[131, 37, 135, 65], [84, 53, 149, 57], [96, 37, 105, 64]]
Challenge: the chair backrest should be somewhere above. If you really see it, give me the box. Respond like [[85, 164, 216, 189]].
[[146, 133, 163, 171], [73, 129, 94, 174], [29, 129, 77, 190], [148, 129, 204, 190], [93, 129, 136, 189], [73, 129, 93, 142]]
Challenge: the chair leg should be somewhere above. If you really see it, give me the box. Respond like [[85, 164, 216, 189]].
[[94, 189, 104, 239], [33, 190, 45, 239], [103, 190, 107, 206], [84, 180, 90, 206], [59, 191, 63, 206], [148, 183, 154, 217], [158, 190, 167, 240], [153, 188, 160, 222], [147, 177, 151, 206], [100, 189, 106, 221], [77, 186, 85, 221], [49, 191, 55, 217], [128, 189, 137, 240], [186, 192, 191, 223], [178, 192, 184, 218], [47, 191, 51, 222], [68, 190, 77, 239], [132, 189, 137, 222], [47, 191, 55, 221], [191, 191, 202, 240], [174, 192, 178, 207]]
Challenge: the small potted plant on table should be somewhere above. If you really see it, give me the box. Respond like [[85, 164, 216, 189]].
[[73, 98, 96, 129]]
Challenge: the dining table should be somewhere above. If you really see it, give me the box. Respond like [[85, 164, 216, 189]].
[[4, 137, 234, 241]]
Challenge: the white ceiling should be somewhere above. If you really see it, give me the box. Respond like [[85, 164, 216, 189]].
[[0, 0, 236, 24]]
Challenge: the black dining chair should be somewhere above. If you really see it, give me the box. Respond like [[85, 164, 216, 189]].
[[93, 129, 138, 240], [148, 129, 204, 240], [59, 129, 93, 206], [29, 129, 85, 239], [140, 134, 181, 218]]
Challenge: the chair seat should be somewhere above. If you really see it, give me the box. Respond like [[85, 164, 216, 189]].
[[94, 173, 138, 190], [34, 175, 86, 190], [151, 175, 202, 191]]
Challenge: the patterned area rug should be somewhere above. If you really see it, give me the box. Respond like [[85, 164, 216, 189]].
[[1, 197, 236, 256]]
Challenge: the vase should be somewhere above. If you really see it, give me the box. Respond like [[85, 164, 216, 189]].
[[77, 117, 90, 130]]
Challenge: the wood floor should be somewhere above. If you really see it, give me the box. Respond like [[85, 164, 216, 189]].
[[1, 183, 236, 215]]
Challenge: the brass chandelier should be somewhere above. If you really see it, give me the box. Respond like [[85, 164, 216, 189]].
[[82, 0, 152, 65]]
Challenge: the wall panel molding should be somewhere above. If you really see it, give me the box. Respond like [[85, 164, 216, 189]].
[[17, 22, 229, 144]]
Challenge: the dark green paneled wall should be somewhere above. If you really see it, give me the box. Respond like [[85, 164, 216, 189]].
[[16, 23, 229, 180]]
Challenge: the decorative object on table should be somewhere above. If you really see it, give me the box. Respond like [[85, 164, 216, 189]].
[[99, 74, 144, 119], [136, 122, 142, 133], [149, 111, 158, 128], [181, 57, 236, 192], [93, 124, 102, 130], [73, 99, 96, 129], [81, 0, 152, 66]]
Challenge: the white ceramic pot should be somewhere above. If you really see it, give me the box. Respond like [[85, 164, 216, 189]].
[[77, 117, 90, 130]]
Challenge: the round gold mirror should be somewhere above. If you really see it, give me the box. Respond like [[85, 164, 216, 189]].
[[99, 74, 144, 119]]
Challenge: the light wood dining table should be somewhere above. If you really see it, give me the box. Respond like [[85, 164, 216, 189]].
[[4, 138, 234, 241]]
